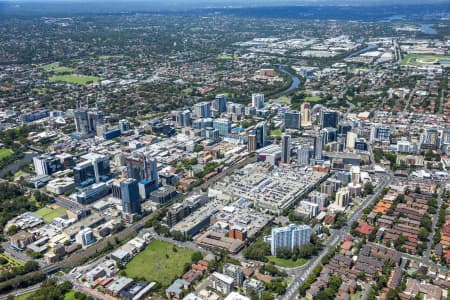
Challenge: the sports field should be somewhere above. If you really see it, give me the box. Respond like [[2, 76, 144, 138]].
[[401, 54, 450, 66], [124, 240, 194, 287], [49, 74, 102, 85], [35, 205, 67, 223]]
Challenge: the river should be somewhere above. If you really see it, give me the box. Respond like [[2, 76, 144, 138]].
[[0, 152, 36, 177], [277, 65, 301, 94]]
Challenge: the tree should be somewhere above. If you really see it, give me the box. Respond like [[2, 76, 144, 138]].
[[191, 251, 203, 263]]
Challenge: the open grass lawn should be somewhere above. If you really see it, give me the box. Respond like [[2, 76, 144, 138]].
[[217, 55, 234, 60], [270, 129, 282, 137], [15, 290, 77, 300], [401, 53, 450, 66], [125, 240, 194, 287], [53, 67, 76, 74], [35, 205, 67, 223], [99, 55, 126, 59], [304, 96, 322, 102], [49, 74, 102, 85], [41, 62, 60, 71], [266, 256, 308, 268], [351, 291, 361, 300], [182, 87, 193, 95], [277, 96, 291, 104], [0, 148, 13, 160]]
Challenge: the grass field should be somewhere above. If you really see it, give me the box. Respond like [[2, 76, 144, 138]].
[[304, 96, 322, 102], [182, 87, 193, 95], [49, 74, 102, 85], [99, 55, 125, 59], [35, 205, 67, 223], [14, 290, 76, 300], [217, 55, 234, 60], [125, 240, 194, 287], [266, 256, 308, 268], [0, 148, 13, 160], [270, 129, 282, 137], [41, 62, 60, 71], [277, 96, 291, 104], [401, 53, 450, 66]]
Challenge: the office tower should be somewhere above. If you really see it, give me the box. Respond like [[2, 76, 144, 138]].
[[297, 145, 310, 166], [88, 110, 104, 135], [300, 103, 312, 127], [322, 127, 337, 144], [192, 118, 213, 130], [118, 119, 131, 133], [314, 132, 324, 160], [213, 94, 227, 113], [350, 165, 361, 184], [202, 127, 220, 141], [33, 154, 62, 176], [73, 153, 110, 187], [125, 152, 158, 184], [338, 122, 352, 135], [176, 110, 191, 127], [248, 134, 256, 153], [74, 108, 104, 137], [74, 109, 90, 136], [355, 139, 368, 151], [193, 102, 211, 118], [346, 132, 357, 149], [370, 125, 390, 143], [254, 122, 267, 149], [213, 118, 232, 136], [321, 109, 338, 129], [252, 93, 265, 109], [121, 178, 141, 214], [76, 227, 96, 247], [281, 134, 291, 164], [284, 110, 301, 130], [269, 224, 311, 256], [227, 102, 245, 117]]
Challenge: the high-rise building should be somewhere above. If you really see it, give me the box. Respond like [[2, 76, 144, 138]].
[[300, 103, 312, 127], [118, 119, 131, 133], [346, 132, 357, 149], [213, 118, 232, 136], [314, 132, 324, 160], [321, 109, 338, 129], [252, 93, 265, 109], [176, 110, 191, 127], [248, 134, 256, 153], [336, 187, 350, 208], [322, 127, 337, 144], [33, 154, 62, 176], [214, 94, 227, 113], [76, 227, 96, 247], [223, 263, 244, 286], [254, 122, 267, 149], [268, 224, 311, 256], [125, 152, 158, 184], [284, 110, 301, 130], [297, 145, 310, 166], [202, 127, 220, 141], [281, 134, 291, 164], [121, 178, 141, 214], [74, 108, 104, 137], [370, 125, 390, 143], [421, 128, 440, 150], [73, 153, 110, 187], [193, 102, 211, 118], [338, 122, 352, 135]]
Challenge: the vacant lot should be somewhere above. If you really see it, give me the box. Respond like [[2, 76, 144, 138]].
[[49, 74, 102, 85], [401, 54, 450, 66], [125, 240, 194, 287], [35, 205, 67, 223]]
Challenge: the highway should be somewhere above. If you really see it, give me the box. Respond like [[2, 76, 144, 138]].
[[279, 173, 392, 300]]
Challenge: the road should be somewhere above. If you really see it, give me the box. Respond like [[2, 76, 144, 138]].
[[279, 173, 392, 300], [402, 87, 417, 114]]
